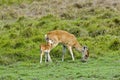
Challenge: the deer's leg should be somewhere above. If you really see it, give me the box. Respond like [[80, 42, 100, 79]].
[[47, 51, 52, 62], [62, 45, 66, 61], [40, 52, 44, 63], [68, 46, 75, 61], [45, 52, 48, 63]]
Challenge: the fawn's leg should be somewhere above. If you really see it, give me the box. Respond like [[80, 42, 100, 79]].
[[40, 52, 44, 63]]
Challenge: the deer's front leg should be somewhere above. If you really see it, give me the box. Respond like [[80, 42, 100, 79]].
[[68, 46, 75, 61], [47, 51, 52, 62], [45, 51, 52, 63]]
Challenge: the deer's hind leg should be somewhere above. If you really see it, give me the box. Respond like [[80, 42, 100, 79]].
[[62, 45, 66, 61]]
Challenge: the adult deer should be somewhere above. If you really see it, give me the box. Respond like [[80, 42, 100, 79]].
[[45, 30, 89, 62], [40, 42, 52, 63]]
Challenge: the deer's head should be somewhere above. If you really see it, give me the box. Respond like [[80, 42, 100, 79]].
[[81, 46, 89, 62]]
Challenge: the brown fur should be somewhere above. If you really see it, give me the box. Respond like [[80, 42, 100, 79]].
[[45, 30, 89, 61], [40, 43, 51, 52], [40, 42, 52, 63]]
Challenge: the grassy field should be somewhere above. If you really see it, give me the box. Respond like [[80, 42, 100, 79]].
[[0, 0, 120, 80], [0, 56, 120, 80]]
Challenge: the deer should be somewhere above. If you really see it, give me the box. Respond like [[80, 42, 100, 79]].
[[40, 42, 52, 63], [45, 30, 89, 62]]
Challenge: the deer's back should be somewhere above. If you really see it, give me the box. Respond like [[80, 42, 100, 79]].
[[47, 30, 78, 46]]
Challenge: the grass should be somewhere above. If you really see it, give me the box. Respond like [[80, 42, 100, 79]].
[[0, 56, 120, 80]]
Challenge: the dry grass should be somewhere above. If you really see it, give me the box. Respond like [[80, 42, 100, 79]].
[[0, 0, 120, 20]]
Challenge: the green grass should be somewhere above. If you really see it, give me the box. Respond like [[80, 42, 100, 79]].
[[0, 56, 120, 80]]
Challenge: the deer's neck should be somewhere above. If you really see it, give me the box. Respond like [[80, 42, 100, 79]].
[[74, 42, 83, 52]]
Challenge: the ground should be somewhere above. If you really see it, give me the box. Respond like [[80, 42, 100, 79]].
[[0, 56, 120, 80]]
